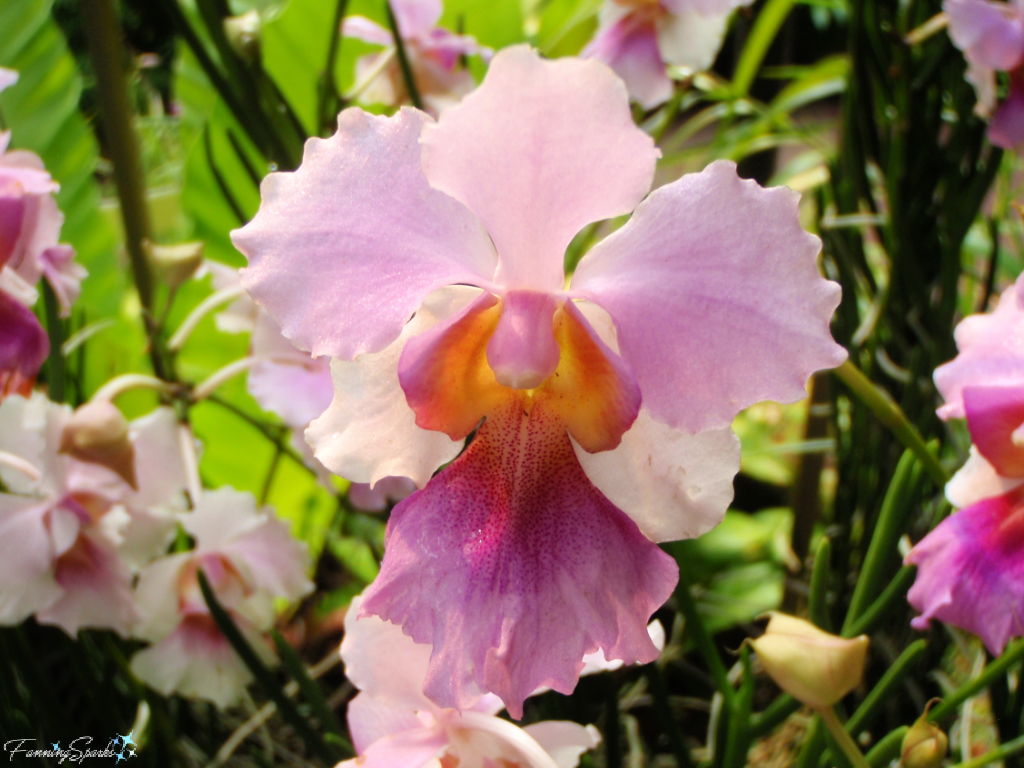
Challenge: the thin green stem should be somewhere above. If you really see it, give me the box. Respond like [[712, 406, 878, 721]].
[[808, 536, 831, 630], [951, 735, 1024, 768], [930, 639, 1024, 723], [865, 727, 907, 767], [646, 663, 695, 768], [675, 575, 735, 708], [387, 1, 423, 109], [818, 707, 871, 768], [832, 360, 947, 484], [844, 565, 916, 638]]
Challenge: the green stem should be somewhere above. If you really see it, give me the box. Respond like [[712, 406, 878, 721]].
[[930, 639, 1024, 723], [832, 360, 946, 485], [79, 0, 170, 381], [732, 0, 797, 96], [675, 574, 735, 708], [843, 565, 916, 638], [817, 707, 871, 768], [845, 640, 927, 737], [808, 536, 832, 630], [387, 1, 423, 110], [645, 663, 695, 768], [865, 727, 907, 767], [951, 735, 1024, 768]]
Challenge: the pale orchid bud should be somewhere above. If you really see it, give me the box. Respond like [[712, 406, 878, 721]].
[[60, 401, 138, 489], [224, 11, 261, 63], [145, 240, 205, 290], [901, 705, 947, 768], [747, 613, 869, 709]]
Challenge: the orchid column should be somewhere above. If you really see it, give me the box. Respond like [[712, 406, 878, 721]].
[[233, 46, 845, 718]]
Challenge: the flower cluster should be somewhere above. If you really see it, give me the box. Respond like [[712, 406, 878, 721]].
[[906, 274, 1024, 653], [234, 45, 844, 717], [0, 68, 85, 398]]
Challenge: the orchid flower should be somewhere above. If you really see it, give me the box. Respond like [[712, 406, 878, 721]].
[[0, 393, 188, 636], [343, 0, 490, 115], [945, 0, 1024, 148], [340, 596, 603, 768], [906, 275, 1024, 653], [233, 46, 845, 716], [583, 0, 754, 108], [130, 487, 313, 708], [0, 68, 86, 397]]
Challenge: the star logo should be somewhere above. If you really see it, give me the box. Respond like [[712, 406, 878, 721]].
[[119, 731, 136, 749], [115, 750, 126, 763], [51, 742, 60, 752]]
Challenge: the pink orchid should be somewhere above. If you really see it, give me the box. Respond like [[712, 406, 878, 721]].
[[349, 475, 417, 512], [343, 0, 490, 115], [0, 394, 188, 636], [339, 596, 602, 768], [233, 46, 844, 716], [584, 0, 754, 108], [130, 487, 313, 708], [906, 275, 1024, 652], [945, 0, 1024, 147]]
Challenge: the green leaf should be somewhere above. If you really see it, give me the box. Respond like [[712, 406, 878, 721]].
[[327, 533, 380, 584]]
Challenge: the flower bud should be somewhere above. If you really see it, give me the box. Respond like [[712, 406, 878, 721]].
[[224, 11, 261, 64], [145, 240, 205, 290], [60, 401, 137, 489], [901, 707, 947, 768], [747, 613, 869, 709]]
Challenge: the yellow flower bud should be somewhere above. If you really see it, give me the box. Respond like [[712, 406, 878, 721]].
[[144, 240, 205, 290], [60, 401, 137, 489], [901, 707, 947, 768], [747, 613, 869, 709]]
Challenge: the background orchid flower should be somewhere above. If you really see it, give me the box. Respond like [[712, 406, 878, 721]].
[[907, 275, 1024, 653], [0, 394, 188, 636], [233, 45, 845, 716], [339, 595, 602, 768], [130, 487, 313, 708], [945, 0, 1024, 147], [342, 0, 490, 115], [584, 0, 755, 108]]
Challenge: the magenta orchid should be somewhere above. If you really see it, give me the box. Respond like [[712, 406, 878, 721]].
[[130, 487, 313, 708], [0, 394, 188, 636], [232, 46, 845, 716], [584, 0, 754, 108], [906, 275, 1024, 652], [343, 0, 490, 116], [0, 68, 86, 397], [339, 595, 602, 768], [945, 0, 1024, 147]]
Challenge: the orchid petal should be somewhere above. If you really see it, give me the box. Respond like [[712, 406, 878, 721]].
[[0, 69, 17, 94], [656, 6, 730, 72], [963, 385, 1024, 477], [343, 16, 395, 46], [361, 399, 677, 719], [39, 245, 85, 317], [522, 722, 602, 768], [946, 446, 1024, 509], [572, 160, 845, 433], [346, 692, 427, 755], [935, 278, 1024, 420], [306, 288, 473, 488], [349, 476, 417, 512], [421, 45, 658, 293], [340, 723, 447, 768], [0, 496, 61, 624], [584, 16, 674, 109], [0, 291, 49, 399], [945, 0, 1024, 71], [234, 107, 496, 360], [392, 0, 443, 39], [133, 552, 192, 642], [989, 76, 1024, 148], [906, 485, 1024, 654]]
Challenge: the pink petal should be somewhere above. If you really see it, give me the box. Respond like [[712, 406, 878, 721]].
[[946, 447, 1024, 509], [130, 613, 267, 708], [220, 512, 314, 603], [421, 45, 659, 294], [342, 16, 395, 46], [906, 484, 1024, 654], [133, 552, 192, 642], [349, 476, 418, 512], [36, 529, 138, 637], [341, 597, 435, 713], [664, 0, 755, 13], [571, 160, 845, 433], [360, 398, 678, 719], [0, 184, 26, 268], [522, 721, 602, 768], [39, 245, 85, 318], [8, 194, 63, 287], [0, 496, 61, 624], [345, 692, 427, 755], [934, 279, 1024, 420], [989, 75, 1024, 148], [128, 407, 189, 513], [963, 385, 1024, 477], [340, 722, 448, 768], [233, 108, 496, 360], [248, 310, 334, 429], [584, 15, 674, 109], [485, 291, 562, 390], [305, 287, 472, 488], [0, 290, 49, 400], [945, 0, 1024, 71], [573, 409, 739, 542], [391, 0, 443, 39], [656, 6, 731, 72]]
